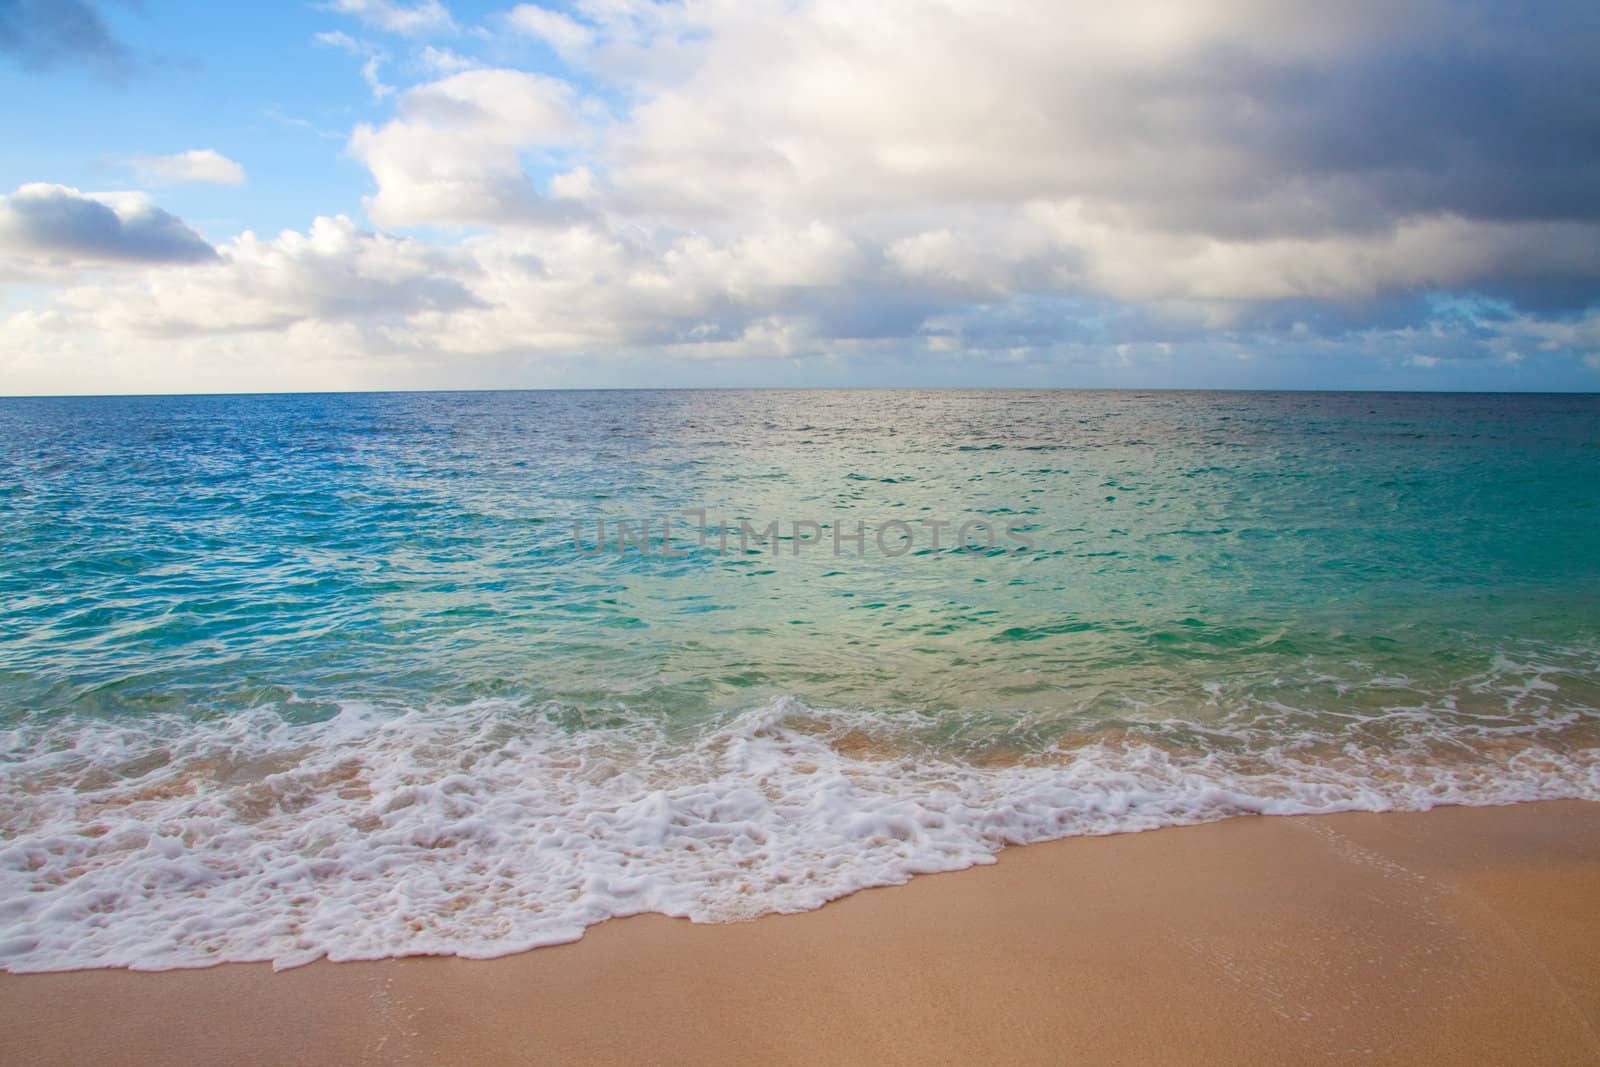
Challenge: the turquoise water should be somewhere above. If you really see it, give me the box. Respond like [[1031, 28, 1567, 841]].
[[2, 390, 1598, 970]]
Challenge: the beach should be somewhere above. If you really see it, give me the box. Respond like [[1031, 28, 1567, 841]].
[[4, 799, 1597, 1065], [5, 0, 1599, 1057]]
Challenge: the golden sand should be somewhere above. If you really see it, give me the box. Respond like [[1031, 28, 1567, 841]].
[[2, 800, 1598, 1065]]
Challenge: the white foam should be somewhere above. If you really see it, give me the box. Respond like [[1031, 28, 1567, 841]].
[[1, 694, 1597, 972]]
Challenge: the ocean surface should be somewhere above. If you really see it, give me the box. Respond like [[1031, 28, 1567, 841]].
[[1, 389, 1598, 971]]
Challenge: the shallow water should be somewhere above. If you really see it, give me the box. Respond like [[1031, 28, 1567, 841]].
[[1, 389, 1597, 969]]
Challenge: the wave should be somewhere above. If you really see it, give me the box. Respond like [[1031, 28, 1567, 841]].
[[1, 688, 1597, 973]]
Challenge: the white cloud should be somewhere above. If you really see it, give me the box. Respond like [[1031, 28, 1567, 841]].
[[124, 149, 246, 187], [7, 207, 1600, 392], [26, 215, 475, 340], [1493, 306, 1600, 362], [0, 313, 424, 397], [305, 0, 1600, 314], [506, 5, 595, 57], [313, 29, 362, 51], [349, 69, 581, 227], [1019, 206, 1600, 305], [4, 214, 868, 359], [578, 0, 1597, 257], [314, 31, 394, 100], [362, 56, 395, 98], [610, 1, 1471, 231], [547, 166, 597, 202], [321, 0, 454, 36], [261, 106, 342, 141], [418, 45, 479, 74]]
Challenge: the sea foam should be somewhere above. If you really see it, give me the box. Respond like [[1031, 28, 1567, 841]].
[[1, 692, 1597, 972]]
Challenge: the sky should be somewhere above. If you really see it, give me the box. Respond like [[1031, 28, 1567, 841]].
[[1, 0, 1599, 394]]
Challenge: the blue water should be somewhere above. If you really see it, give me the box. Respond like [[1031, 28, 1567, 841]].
[[1, 390, 1598, 970]]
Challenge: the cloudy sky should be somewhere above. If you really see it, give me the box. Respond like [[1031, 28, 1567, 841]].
[[2, 0, 1598, 394]]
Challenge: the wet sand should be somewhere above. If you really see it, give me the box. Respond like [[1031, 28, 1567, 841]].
[[3, 800, 1598, 1065]]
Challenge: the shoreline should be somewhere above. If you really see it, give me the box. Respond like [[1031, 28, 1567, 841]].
[[3, 800, 1599, 1065]]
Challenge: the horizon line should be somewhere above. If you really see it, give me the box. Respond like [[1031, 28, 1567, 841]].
[[4, 385, 1599, 401]]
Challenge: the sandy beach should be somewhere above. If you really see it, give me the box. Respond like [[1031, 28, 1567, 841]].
[[3, 799, 1598, 1065]]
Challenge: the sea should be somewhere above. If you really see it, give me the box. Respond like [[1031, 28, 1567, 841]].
[[1, 389, 1597, 971]]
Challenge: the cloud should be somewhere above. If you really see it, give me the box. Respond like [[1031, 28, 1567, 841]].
[[261, 106, 343, 141], [124, 149, 247, 187], [0, 0, 133, 78], [0, 183, 216, 269], [40, 215, 480, 336], [349, 69, 582, 227], [314, 30, 394, 100], [3, 212, 883, 358], [1007, 206, 1600, 306], [7, 209, 1600, 394], [594, 0, 1600, 238], [562, 0, 1599, 350], [327, 0, 1599, 308], [6, 0, 1600, 392], [320, 0, 454, 37], [505, 5, 594, 58], [418, 45, 477, 74]]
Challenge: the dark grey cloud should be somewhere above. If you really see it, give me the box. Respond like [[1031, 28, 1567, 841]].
[[0, 184, 216, 264], [1204, 41, 1600, 234], [1050, 5, 1600, 243], [0, 0, 134, 78]]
